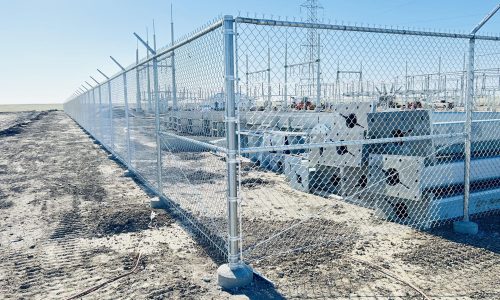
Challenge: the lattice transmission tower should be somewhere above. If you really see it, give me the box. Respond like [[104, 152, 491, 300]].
[[300, 0, 323, 100]]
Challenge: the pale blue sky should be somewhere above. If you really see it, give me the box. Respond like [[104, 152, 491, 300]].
[[0, 0, 499, 104]]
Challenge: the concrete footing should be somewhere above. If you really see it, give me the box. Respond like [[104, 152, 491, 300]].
[[123, 170, 133, 177], [150, 197, 166, 209], [453, 220, 479, 235], [107, 154, 114, 159], [217, 263, 253, 290]]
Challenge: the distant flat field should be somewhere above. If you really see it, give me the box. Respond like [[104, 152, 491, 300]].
[[0, 103, 63, 112]]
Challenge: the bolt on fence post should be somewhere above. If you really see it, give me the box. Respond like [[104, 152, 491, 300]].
[[217, 15, 253, 290]]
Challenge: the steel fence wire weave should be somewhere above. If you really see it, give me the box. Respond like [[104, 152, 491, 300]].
[[63, 15, 500, 298]]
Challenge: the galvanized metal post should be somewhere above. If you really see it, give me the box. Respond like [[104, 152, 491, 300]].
[[108, 81, 114, 150], [267, 45, 271, 110], [316, 33, 321, 110], [97, 68, 114, 150], [110, 56, 132, 167], [91, 87, 96, 135], [98, 84, 102, 140], [170, 7, 178, 110], [85, 82, 95, 135], [224, 15, 240, 269], [90, 76, 102, 140], [136, 46, 143, 113], [455, 3, 500, 235], [134, 32, 163, 195], [217, 15, 253, 290], [463, 38, 474, 223], [123, 74, 132, 166], [153, 58, 163, 194], [82, 85, 90, 130], [284, 39, 288, 109]]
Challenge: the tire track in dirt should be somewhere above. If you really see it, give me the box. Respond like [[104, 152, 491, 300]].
[[0, 111, 226, 299]]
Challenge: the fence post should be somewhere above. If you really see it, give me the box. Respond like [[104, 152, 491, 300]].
[[454, 37, 478, 235], [123, 73, 132, 167], [90, 76, 102, 141], [454, 3, 500, 234], [217, 15, 253, 290], [170, 40, 178, 110], [108, 81, 115, 151], [97, 85, 102, 140], [169, 8, 178, 111], [110, 56, 132, 168], [153, 56, 163, 195], [316, 33, 321, 110], [134, 32, 164, 198], [136, 47, 143, 113], [97, 69, 114, 151]]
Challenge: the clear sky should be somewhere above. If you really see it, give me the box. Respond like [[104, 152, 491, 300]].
[[0, 0, 499, 104]]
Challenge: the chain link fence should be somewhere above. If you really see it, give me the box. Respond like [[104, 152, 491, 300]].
[[64, 15, 500, 298]]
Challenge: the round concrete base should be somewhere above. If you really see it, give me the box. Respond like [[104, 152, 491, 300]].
[[150, 197, 166, 209], [217, 263, 253, 290], [123, 170, 133, 177], [453, 220, 478, 235]]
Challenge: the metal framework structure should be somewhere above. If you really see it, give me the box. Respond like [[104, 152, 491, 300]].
[[64, 8, 500, 295]]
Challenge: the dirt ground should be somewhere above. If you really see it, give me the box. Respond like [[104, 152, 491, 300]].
[[238, 170, 500, 299], [0, 110, 499, 299], [0, 111, 260, 299]]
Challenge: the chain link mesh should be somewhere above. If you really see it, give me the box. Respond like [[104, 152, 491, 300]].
[[235, 18, 499, 298], [63, 16, 500, 298]]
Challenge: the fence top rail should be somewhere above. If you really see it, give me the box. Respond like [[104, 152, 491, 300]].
[[235, 17, 500, 41]]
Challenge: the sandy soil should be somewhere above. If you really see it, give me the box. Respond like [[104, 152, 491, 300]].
[[0, 111, 257, 299], [237, 170, 500, 299], [128, 117, 500, 298], [1, 110, 498, 299]]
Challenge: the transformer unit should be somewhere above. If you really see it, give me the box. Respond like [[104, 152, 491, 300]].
[[309, 109, 433, 168], [256, 131, 306, 173], [243, 111, 279, 130], [202, 111, 225, 137], [329, 101, 375, 134], [369, 154, 500, 201], [433, 119, 500, 158], [366, 109, 432, 157], [284, 155, 340, 193], [367, 154, 500, 225], [176, 111, 191, 133], [186, 111, 204, 135]]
